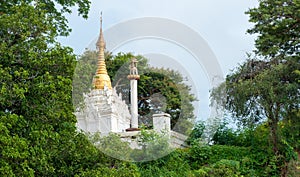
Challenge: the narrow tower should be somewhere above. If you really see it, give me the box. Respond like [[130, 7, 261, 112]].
[[92, 13, 112, 90], [127, 58, 140, 129]]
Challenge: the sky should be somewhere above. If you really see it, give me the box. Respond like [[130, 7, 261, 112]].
[[59, 0, 259, 122]]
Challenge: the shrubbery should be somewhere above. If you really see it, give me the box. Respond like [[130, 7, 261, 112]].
[[76, 124, 298, 177]]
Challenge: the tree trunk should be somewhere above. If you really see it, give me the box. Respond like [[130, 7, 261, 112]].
[[269, 118, 279, 155], [269, 104, 280, 155]]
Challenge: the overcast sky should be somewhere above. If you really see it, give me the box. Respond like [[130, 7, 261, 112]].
[[59, 0, 259, 121]]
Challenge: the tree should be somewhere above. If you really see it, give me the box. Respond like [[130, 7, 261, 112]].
[[246, 0, 300, 153], [211, 1, 300, 175], [212, 56, 299, 153], [246, 0, 300, 57], [212, 0, 300, 154], [0, 1, 114, 176], [0, 0, 90, 36], [73, 51, 196, 134], [186, 121, 205, 145], [212, 121, 238, 146]]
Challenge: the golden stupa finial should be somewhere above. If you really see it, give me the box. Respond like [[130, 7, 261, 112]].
[[92, 12, 112, 90]]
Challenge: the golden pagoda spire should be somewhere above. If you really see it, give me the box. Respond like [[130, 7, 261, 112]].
[[92, 12, 112, 90]]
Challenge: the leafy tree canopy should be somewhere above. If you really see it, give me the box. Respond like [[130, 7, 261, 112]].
[[246, 0, 300, 57], [0, 0, 90, 37], [0, 1, 112, 176]]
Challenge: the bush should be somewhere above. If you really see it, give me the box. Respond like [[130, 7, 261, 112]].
[[193, 160, 241, 177], [76, 163, 140, 177], [137, 149, 192, 177]]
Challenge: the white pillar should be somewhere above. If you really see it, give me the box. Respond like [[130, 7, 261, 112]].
[[130, 79, 138, 128], [127, 58, 140, 130]]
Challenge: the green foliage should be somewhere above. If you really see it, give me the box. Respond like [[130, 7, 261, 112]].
[[188, 143, 212, 168], [136, 149, 193, 177], [81, 126, 295, 176], [186, 140, 285, 177], [0, 114, 33, 176], [212, 2, 300, 166], [186, 121, 205, 145], [0, 1, 116, 176], [72, 50, 99, 109], [211, 120, 267, 148], [211, 56, 300, 155], [139, 67, 196, 133], [0, 0, 90, 37], [281, 109, 300, 151], [247, 123, 271, 151], [132, 128, 171, 162], [89, 129, 171, 162], [77, 163, 140, 177], [286, 158, 300, 177], [244, 3, 300, 174], [92, 133, 133, 162], [246, 0, 300, 57], [212, 121, 239, 146], [194, 159, 241, 177], [210, 121, 299, 176]]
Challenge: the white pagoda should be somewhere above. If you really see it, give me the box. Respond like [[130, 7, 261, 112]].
[[75, 15, 131, 135]]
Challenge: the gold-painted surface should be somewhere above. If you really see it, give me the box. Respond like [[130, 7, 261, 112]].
[[127, 75, 140, 80], [93, 14, 112, 90], [93, 74, 112, 89]]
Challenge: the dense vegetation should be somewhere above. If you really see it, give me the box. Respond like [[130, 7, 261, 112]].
[[0, 0, 299, 176]]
